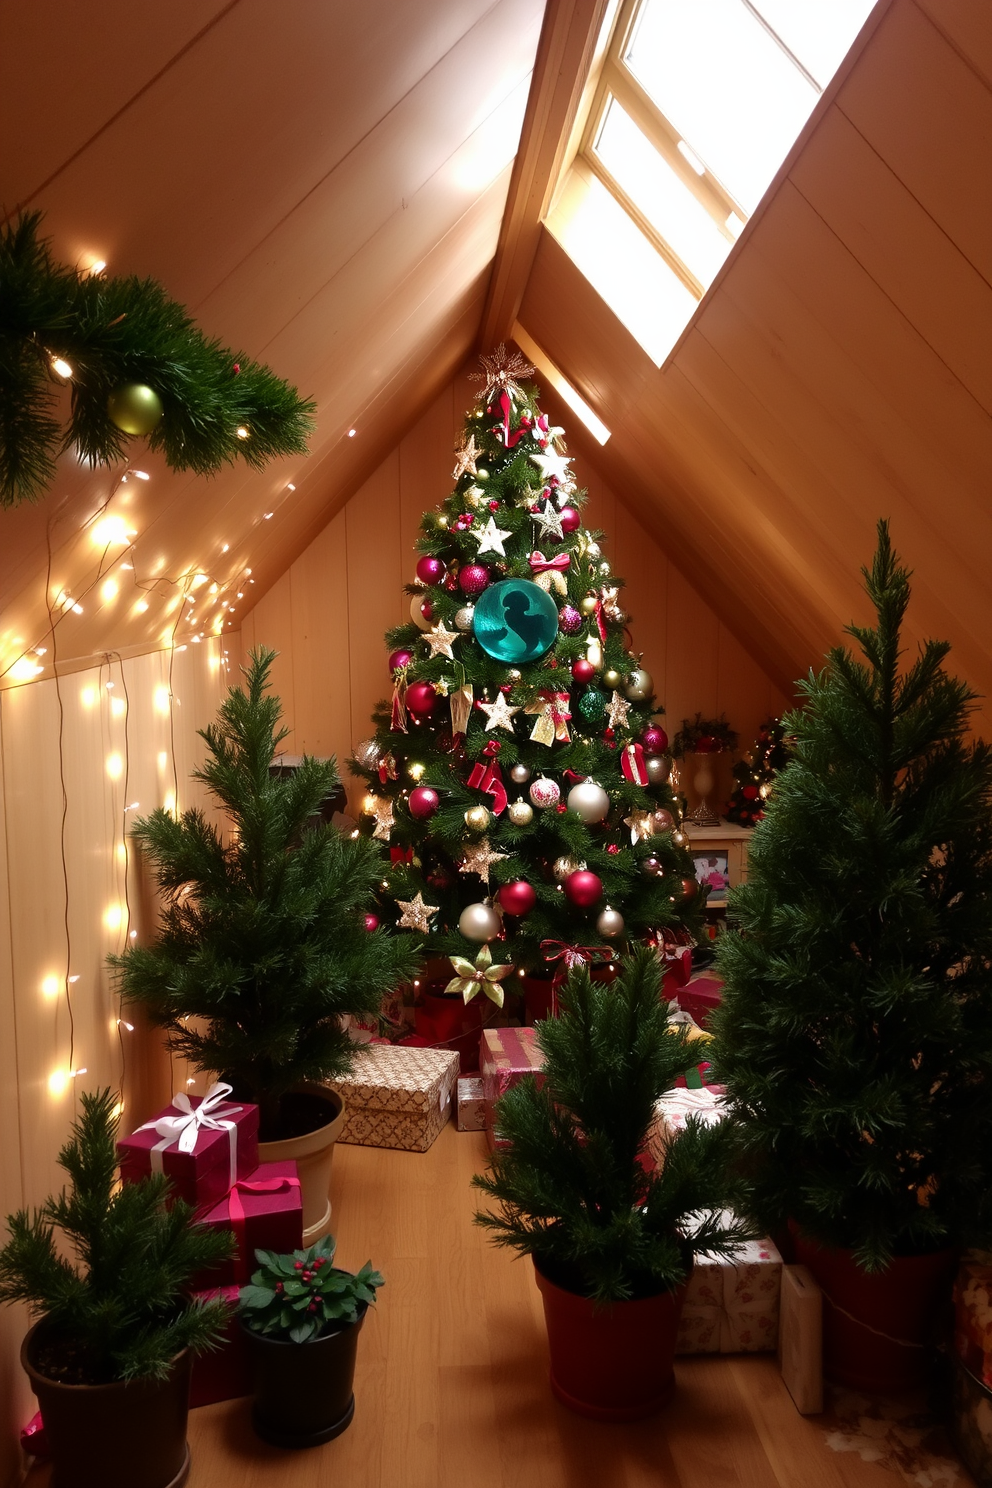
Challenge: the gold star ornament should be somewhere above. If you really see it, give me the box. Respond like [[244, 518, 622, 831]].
[[624, 809, 654, 844], [396, 892, 439, 932], [423, 621, 459, 660], [470, 344, 535, 405], [478, 692, 521, 733], [368, 796, 395, 841], [459, 837, 508, 885], [607, 691, 631, 729], [452, 435, 480, 481]]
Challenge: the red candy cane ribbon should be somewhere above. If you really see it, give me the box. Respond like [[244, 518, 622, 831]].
[[621, 742, 648, 786], [224, 1176, 302, 1283], [467, 759, 507, 815]]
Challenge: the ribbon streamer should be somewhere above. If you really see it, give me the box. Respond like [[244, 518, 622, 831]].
[[449, 683, 473, 736], [621, 742, 648, 787], [137, 1082, 243, 1188], [223, 1176, 302, 1283], [539, 940, 615, 1015], [391, 678, 408, 733], [525, 690, 571, 746], [467, 759, 507, 815], [495, 390, 531, 449]]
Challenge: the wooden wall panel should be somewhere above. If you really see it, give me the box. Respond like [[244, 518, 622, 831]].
[[239, 371, 789, 815], [0, 640, 229, 1479]]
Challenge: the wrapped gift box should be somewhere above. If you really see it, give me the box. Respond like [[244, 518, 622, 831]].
[[954, 1259, 992, 1388], [646, 1085, 727, 1170], [190, 1159, 302, 1291], [188, 1285, 252, 1408], [677, 975, 723, 1029], [950, 1354, 992, 1487], [678, 1229, 783, 1354], [480, 1027, 545, 1150], [457, 1076, 486, 1132], [117, 1085, 259, 1211], [326, 1044, 459, 1152]]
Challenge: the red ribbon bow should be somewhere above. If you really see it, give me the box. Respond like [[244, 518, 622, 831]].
[[539, 940, 615, 1015], [390, 846, 414, 865], [495, 390, 531, 449], [467, 759, 508, 815], [222, 1176, 302, 1283], [529, 550, 570, 575]]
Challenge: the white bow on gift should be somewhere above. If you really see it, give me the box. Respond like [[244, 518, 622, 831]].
[[137, 1080, 243, 1187]]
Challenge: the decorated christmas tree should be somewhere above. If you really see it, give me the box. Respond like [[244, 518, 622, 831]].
[[724, 718, 791, 827], [350, 347, 703, 1000]]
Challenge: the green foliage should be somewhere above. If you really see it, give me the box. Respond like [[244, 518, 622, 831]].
[[239, 1235, 383, 1343], [725, 718, 792, 828], [710, 522, 992, 1271], [109, 648, 419, 1136], [0, 1090, 234, 1383], [0, 212, 314, 507], [671, 713, 738, 759], [473, 947, 751, 1303], [351, 367, 702, 971]]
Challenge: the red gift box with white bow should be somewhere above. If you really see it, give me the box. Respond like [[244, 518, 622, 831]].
[[117, 1082, 259, 1210]]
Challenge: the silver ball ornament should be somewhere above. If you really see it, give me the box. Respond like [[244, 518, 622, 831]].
[[585, 541, 601, 560], [566, 778, 610, 824], [624, 667, 654, 702], [596, 906, 625, 939], [510, 762, 531, 784], [354, 737, 383, 771], [645, 754, 672, 786], [508, 799, 534, 826], [454, 605, 476, 631], [553, 855, 581, 882], [458, 902, 501, 942], [640, 856, 662, 877]]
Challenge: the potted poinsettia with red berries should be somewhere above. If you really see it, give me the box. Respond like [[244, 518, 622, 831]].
[[238, 1235, 383, 1449]]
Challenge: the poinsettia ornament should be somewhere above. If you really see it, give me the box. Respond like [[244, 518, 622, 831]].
[[445, 944, 515, 1007]]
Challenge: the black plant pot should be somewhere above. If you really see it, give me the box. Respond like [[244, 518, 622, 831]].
[[241, 1295, 368, 1449], [21, 1322, 192, 1488]]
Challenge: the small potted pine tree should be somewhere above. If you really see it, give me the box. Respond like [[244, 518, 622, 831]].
[[237, 1235, 383, 1447], [473, 945, 749, 1420], [709, 522, 992, 1391], [0, 1090, 235, 1488], [110, 648, 419, 1241]]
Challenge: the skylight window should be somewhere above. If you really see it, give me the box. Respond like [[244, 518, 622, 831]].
[[545, 0, 878, 366]]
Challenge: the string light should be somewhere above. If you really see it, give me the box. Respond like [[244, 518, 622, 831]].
[[51, 356, 73, 379], [48, 1068, 87, 1098]]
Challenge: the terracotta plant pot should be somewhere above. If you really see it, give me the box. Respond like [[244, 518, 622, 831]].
[[241, 1294, 368, 1448], [21, 1322, 192, 1488], [258, 1086, 345, 1245], [533, 1259, 686, 1421], [791, 1228, 957, 1391]]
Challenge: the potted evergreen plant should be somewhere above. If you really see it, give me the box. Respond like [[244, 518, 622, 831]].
[[237, 1234, 383, 1447], [709, 522, 992, 1392], [110, 647, 419, 1241], [0, 1090, 235, 1488], [473, 945, 750, 1421]]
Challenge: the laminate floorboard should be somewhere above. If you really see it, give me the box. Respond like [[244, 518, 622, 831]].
[[24, 1124, 976, 1488]]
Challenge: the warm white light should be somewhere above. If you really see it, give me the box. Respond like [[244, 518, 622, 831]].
[[347, 429, 356, 438], [117, 1019, 134, 1032], [51, 356, 74, 379], [111, 697, 126, 718], [71, 603, 84, 615], [263, 512, 273, 520], [236, 426, 250, 439], [221, 543, 230, 553], [154, 686, 171, 715], [104, 904, 124, 932], [49, 1068, 86, 1098], [89, 260, 107, 276], [164, 790, 176, 814], [111, 1100, 125, 1119], [287, 483, 296, 491], [41, 975, 61, 1000], [116, 843, 127, 864], [106, 752, 123, 780], [131, 469, 150, 481], [191, 573, 208, 589], [91, 514, 132, 547], [100, 579, 119, 604], [157, 751, 168, 771], [7, 656, 43, 682], [677, 140, 706, 175], [134, 599, 149, 614]]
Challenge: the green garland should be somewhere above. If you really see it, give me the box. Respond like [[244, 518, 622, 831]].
[[0, 213, 315, 507], [671, 713, 738, 759]]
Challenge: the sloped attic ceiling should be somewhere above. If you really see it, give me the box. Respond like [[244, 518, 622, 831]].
[[0, 0, 548, 679], [505, 0, 992, 731]]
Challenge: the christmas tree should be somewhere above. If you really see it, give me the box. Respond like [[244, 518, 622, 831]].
[[710, 522, 992, 1270], [350, 347, 703, 997], [724, 718, 791, 827]]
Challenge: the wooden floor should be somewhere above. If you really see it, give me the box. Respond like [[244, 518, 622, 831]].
[[27, 1124, 976, 1488]]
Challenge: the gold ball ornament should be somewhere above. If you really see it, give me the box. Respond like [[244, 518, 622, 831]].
[[586, 637, 604, 671], [508, 798, 534, 826], [580, 593, 599, 617], [464, 804, 491, 832], [602, 668, 622, 690], [624, 667, 654, 702], [554, 856, 582, 882], [107, 384, 164, 436], [585, 541, 601, 560], [651, 809, 675, 832], [645, 754, 672, 786]]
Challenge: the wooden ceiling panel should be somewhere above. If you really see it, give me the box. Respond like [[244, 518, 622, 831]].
[[915, 0, 992, 87]]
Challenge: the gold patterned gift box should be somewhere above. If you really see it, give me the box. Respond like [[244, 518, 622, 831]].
[[326, 1044, 459, 1153]]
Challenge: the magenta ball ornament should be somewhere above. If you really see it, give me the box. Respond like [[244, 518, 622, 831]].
[[363, 912, 379, 932], [571, 657, 596, 684], [497, 880, 536, 917], [640, 856, 662, 877], [388, 648, 413, 673], [405, 680, 438, 718], [559, 507, 580, 534], [416, 555, 445, 585], [408, 786, 440, 820], [564, 869, 603, 908], [558, 604, 582, 635], [641, 725, 669, 756], [459, 564, 490, 597]]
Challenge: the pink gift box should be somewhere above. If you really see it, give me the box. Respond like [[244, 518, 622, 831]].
[[677, 1226, 782, 1354], [117, 1084, 259, 1211], [188, 1286, 252, 1408], [190, 1160, 302, 1291], [676, 975, 723, 1029], [457, 1076, 486, 1132], [480, 1027, 545, 1150]]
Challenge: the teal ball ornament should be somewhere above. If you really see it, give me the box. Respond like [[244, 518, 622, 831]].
[[472, 579, 559, 664], [576, 688, 605, 724], [107, 384, 164, 436]]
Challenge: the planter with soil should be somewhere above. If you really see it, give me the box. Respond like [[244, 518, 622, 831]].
[[255, 1086, 346, 1245]]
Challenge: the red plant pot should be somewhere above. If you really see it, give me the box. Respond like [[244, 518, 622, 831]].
[[533, 1260, 686, 1421], [791, 1227, 957, 1392]]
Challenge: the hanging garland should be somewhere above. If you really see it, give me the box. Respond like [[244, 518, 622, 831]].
[[0, 212, 315, 507]]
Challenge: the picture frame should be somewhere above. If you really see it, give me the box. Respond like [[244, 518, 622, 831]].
[[693, 851, 730, 903]]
